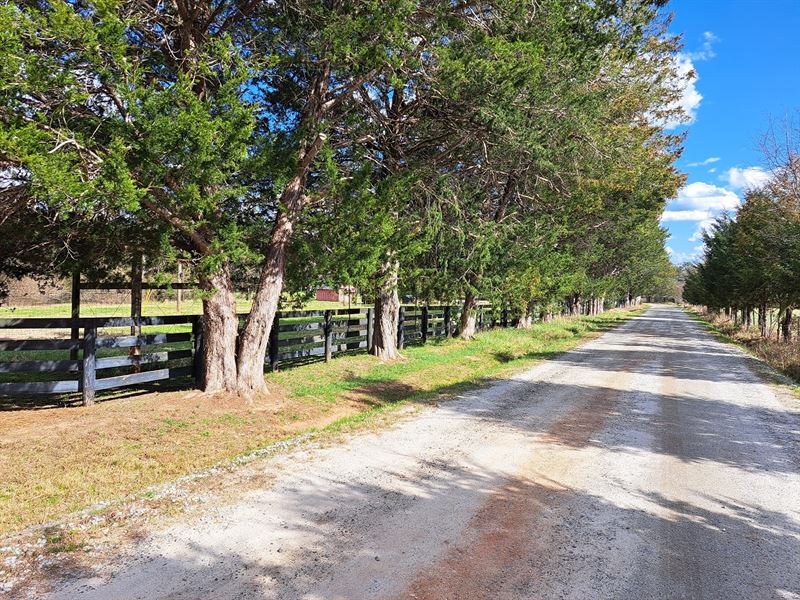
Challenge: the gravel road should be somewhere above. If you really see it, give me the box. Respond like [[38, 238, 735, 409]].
[[42, 305, 800, 599]]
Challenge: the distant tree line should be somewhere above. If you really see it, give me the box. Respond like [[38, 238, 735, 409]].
[[0, 0, 684, 395], [683, 119, 800, 341]]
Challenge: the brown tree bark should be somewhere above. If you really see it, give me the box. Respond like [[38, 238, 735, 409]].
[[460, 291, 478, 339], [571, 295, 581, 316], [235, 175, 307, 395], [517, 299, 535, 329], [759, 301, 768, 337], [781, 307, 793, 342], [198, 263, 239, 393], [371, 259, 402, 360], [233, 64, 334, 395]]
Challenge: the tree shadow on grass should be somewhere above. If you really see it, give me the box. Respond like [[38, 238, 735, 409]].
[[0, 377, 195, 411]]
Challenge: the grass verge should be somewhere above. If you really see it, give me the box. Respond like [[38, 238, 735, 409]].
[[685, 307, 800, 394], [0, 308, 643, 536]]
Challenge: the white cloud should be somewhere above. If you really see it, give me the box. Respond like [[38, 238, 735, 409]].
[[671, 181, 741, 211], [723, 166, 770, 190], [708, 168, 716, 173], [661, 209, 713, 222], [686, 31, 719, 61], [662, 33, 718, 130], [662, 180, 741, 247], [687, 156, 720, 167], [688, 219, 717, 242]]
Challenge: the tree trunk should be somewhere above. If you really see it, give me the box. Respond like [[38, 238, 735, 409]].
[[199, 264, 239, 393], [781, 307, 793, 342], [517, 299, 535, 329], [236, 176, 307, 395], [759, 301, 768, 337], [460, 291, 478, 339], [371, 259, 401, 360]]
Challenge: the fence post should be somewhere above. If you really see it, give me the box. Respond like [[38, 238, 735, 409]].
[[81, 324, 96, 406], [70, 270, 80, 361], [324, 310, 333, 362], [366, 308, 373, 353], [130, 255, 143, 372], [192, 316, 204, 388], [269, 312, 280, 371], [421, 306, 429, 344], [444, 305, 452, 338], [397, 306, 405, 350], [502, 304, 508, 328]]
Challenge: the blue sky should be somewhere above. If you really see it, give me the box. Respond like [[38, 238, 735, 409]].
[[661, 0, 800, 264]]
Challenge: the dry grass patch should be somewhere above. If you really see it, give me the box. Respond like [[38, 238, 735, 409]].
[[689, 309, 800, 383]]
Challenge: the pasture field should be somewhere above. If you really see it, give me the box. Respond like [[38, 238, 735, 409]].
[[0, 298, 366, 319]]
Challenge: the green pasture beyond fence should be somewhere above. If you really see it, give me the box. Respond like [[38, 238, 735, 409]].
[[0, 304, 505, 406]]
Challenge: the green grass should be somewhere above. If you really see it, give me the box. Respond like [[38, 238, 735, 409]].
[[270, 310, 641, 409]]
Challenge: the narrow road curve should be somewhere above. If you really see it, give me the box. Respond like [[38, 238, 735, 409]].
[[44, 306, 800, 599]]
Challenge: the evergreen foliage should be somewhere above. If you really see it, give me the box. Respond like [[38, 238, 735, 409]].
[[1, 0, 687, 392]]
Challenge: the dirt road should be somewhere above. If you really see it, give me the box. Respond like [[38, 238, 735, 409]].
[[42, 306, 800, 599]]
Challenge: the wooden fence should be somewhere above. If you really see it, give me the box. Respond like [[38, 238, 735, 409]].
[[0, 304, 501, 405]]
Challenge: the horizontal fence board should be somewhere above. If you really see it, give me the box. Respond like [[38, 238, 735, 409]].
[[0, 316, 196, 329], [95, 333, 191, 349], [0, 339, 80, 351], [0, 318, 75, 329], [335, 340, 368, 352], [96, 350, 192, 370], [278, 322, 322, 333], [330, 325, 367, 335], [277, 336, 325, 349], [95, 366, 193, 391], [330, 317, 367, 325], [276, 347, 326, 361], [278, 310, 325, 319], [333, 335, 367, 344], [278, 329, 325, 344], [80, 282, 196, 291], [0, 359, 80, 373], [279, 340, 326, 353], [138, 316, 196, 326], [0, 380, 79, 395]]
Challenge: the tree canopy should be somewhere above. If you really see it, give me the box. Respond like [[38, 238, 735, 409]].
[[683, 119, 799, 340], [1, 0, 687, 394]]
